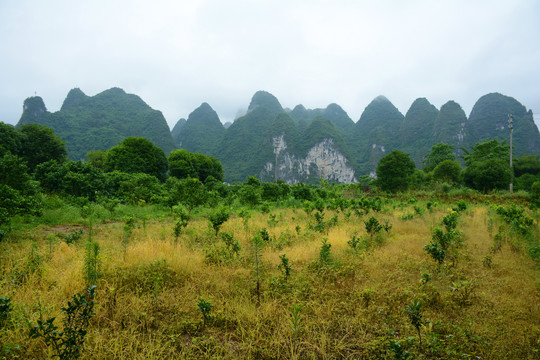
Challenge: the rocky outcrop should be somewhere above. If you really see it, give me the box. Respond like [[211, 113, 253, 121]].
[[260, 136, 356, 184]]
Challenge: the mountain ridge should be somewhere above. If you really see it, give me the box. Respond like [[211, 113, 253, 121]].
[[16, 87, 540, 183]]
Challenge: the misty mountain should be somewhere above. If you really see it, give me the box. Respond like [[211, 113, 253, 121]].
[[17, 87, 540, 183], [173, 103, 224, 157], [467, 93, 540, 156], [171, 118, 186, 144], [173, 91, 540, 183], [17, 87, 176, 160], [399, 98, 439, 165]]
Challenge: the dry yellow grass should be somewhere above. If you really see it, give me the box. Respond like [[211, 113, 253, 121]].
[[1, 201, 539, 359]]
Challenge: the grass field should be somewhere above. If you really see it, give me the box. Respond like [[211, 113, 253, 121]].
[[1, 197, 539, 359]]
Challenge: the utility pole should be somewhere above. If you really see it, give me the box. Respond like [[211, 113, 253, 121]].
[[273, 137, 279, 184], [508, 114, 513, 193]]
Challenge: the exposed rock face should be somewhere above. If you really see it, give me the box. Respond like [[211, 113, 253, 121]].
[[260, 136, 356, 184]]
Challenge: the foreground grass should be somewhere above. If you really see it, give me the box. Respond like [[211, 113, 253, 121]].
[[1, 200, 539, 359]]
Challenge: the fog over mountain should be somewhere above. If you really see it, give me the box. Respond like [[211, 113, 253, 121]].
[[1, 1, 539, 130]]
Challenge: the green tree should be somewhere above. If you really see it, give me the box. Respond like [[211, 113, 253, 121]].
[[462, 140, 511, 192], [0, 122, 23, 156], [514, 155, 540, 177], [376, 150, 416, 192], [118, 173, 162, 205], [164, 177, 208, 211], [35, 160, 106, 201], [85, 150, 107, 169], [168, 149, 224, 183], [433, 159, 461, 184], [104, 137, 168, 181], [423, 143, 456, 172], [19, 124, 67, 172], [464, 158, 511, 192], [0, 153, 42, 226]]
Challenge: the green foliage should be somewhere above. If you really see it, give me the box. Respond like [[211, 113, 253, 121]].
[[208, 206, 230, 235], [514, 154, 540, 177], [29, 286, 97, 360], [58, 229, 84, 245], [19, 123, 67, 172], [278, 254, 291, 279], [251, 234, 265, 305], [0, 297, 12, 329], [0, 122, 23, 156], [388, 339, 411, 360], [463, 140, 512, 192], [404, 300, 425, 347], [83, 241, 101, 286], [173, 205, 190, 241], [376, 150, 416, 192], [347, 235, 363, 251], [530, 181, 540, 207], [432, 100, 468, 148], [35, 160, 106, 201], [168, 149, 224, 183], [219, 92, 282, 182], [442, 211, 459, 232], [197, 298, 214, 326], [205, 232, 241, 265], [468, 93, 540, 157], [104, 137, 168, 182], [175, 103, 225, 157], [450, 280, 475, 306], [365, 216, 383, 241], [423, 143, 456, 172], [318, 238, 333, 265], [291, 183, 315, 201], [18, 89, 176, 161], [350, 95, 404, 173], [433, 159, 461, 184], [495, 204, 535, 238], [165, 177, 208, 211], [289, 304, 304, 338], [85, 150, 107, 169], [0, 152, 42, 226], [237, 183, 262, 208], [424, 211, 462, 265], [123, 216, 136, 252], [400, 98, 439, 167]]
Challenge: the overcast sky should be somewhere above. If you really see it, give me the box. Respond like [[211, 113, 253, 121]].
[[1, 0, 539, 129]]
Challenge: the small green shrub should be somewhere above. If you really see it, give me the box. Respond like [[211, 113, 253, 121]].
[[30, 286, 97, 360], [450, 280, 475, 306], [404, 300, 425, 347], [278, 254, 291, 279], [208, 207, 230, 235], [197, 298, 213, 326], [0, 297, 12, 329], [58, 229, 84, 245], [289, 304, 303, 337], [83, 241, 101, 287]]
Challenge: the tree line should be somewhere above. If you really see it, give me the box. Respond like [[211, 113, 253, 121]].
[[2, 121, 540, 236]]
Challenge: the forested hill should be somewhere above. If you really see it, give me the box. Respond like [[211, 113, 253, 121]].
[[15, 88, 540, 183], [17, 88, 176, 160], [174, 91, 540, 182]]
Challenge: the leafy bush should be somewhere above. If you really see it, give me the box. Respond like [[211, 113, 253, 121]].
[[208, 207, 230, 235], [0, 297, 12, 329], [30, 286, 97, 360]]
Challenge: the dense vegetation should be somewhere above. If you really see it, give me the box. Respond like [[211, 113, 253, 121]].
[[1, 122, 540, 359], [172, 91, 540, 183], [14, 87, 540, 183], [16, 88, 176, 160]]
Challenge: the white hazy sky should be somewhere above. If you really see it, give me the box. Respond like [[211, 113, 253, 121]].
[[1, 0, 539, 129]]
